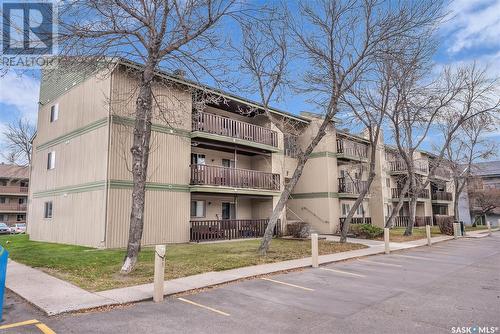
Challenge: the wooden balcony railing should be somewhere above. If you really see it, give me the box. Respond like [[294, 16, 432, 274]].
[[193, 111, 278, 147], [391, 188, 430, 199], [0, 203, 27, 211], [338, 217, 372, 233], [393, 216, 432, 227], [191, 164, 280, 191], [336, 138, 368, 159], [0, 186, 28, 194], [190, 219, 281, 242], [388, 160, 428, 174], [338, 178, 369, 194], [431, 191, 452, 201]]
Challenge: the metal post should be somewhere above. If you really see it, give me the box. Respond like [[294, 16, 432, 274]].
[[153, 245, 166, 303], [384, 228, 390, 254], [311, 233, 319, 268], [487, 221, 492, 236], [426, 224, 431, 246]]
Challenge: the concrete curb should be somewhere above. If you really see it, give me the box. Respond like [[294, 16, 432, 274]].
[[7, 231, 493, 315]]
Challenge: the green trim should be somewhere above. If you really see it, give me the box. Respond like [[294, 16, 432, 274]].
[[338, 193, 370, 199], [33, 181, 106, 198], [111, 116, 191, 138], [109, 179, 189, 192], [289, 192, 339, 199], [191, 131, 281, 153], [36, 118, 108, 151], [189, 185, 279, 196], [309, 151, 337, 159], [337, 154, 368, 162]]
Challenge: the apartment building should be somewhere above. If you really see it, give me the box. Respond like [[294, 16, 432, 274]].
[[27, 59, 455, 248], [0, 164, 29, 226]]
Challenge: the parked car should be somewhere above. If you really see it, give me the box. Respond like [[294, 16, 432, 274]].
[[0, 223, 11, 235], [10, 223, 26, 234]]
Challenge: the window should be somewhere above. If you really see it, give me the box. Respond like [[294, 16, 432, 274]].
[[50, 104, 59, 122], [222, 202, 236, 219], [0, 197, 5, 204], [356, 205, 364, 215], [47, 151, 56, 170], [16, 214, 25, 222], [222, 159, 235, 168], [190, 200, 205, 218], [18, 198, 25, 204], [341, 203, 350, 217], [191, 153, 205, 165], [0, 215, 5, 222], [44, 201, 53, 219], [284, 134, 299, 158], [386, 178, 390, 188]]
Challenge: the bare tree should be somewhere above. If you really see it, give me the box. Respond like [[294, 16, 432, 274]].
[[444, 115, 497, 221], [468, 184, 500, 225], [237, 0, 445, 254], [1, 118, 35, 166], [59, 0, 242, 273], [386, 63, 500, 235]]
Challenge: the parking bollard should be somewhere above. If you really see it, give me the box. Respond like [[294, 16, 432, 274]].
[[311, 233, 319, 268], [384, 228, 390, 254], [487, 221, 492, 236], [426, 224, 431, 246], [153, 245, 166, 303], [453, 223, 459, 239]]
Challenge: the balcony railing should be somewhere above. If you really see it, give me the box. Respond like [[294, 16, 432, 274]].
[[0, 203, 27, 211], [391, 188, 430, 199], [393, 216, 432, 227], [0, 186, 28, 194], [190, 164, 280, 191], [431, 191, 452, 201], [190, 219, 281, 242], [336, 138, 368, 159], [192, 111, 278, 147], [388, 160, 428, 174], [338, 178, 369, 194]]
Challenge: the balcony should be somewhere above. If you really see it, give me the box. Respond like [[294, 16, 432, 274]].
[[391, 188, 430, 199], [393, 216, 432, 227], [0, 203, 27, 212], [336, 138, 368, 160], [431, 191, 452, 201], [0, 185, 28, 195], [388, 160, 428, 174], [190, 164, 280, 191], [192, 111, 278, 147], [338, 178, 369, 195], [190, 219, 281, 242]]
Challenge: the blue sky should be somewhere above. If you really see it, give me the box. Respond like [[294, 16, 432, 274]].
[[0, 0, 499, 159]]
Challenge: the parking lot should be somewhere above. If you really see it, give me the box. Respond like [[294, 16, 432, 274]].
[[2, 234, 499, 334]]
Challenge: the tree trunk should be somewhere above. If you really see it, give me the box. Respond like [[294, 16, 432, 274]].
[[120, 62, 156, 274], [259, 115, 334, 255], [404, 197, 417, 236], [385, 178, 410, 228]]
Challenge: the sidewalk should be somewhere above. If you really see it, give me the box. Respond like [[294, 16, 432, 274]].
[[6, 230, 492, 315]]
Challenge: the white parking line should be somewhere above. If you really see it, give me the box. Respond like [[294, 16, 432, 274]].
[[320, 267, 366, 278], [178, 297, 230, 316], [260, 277, 314, 291], [393, 254, 433, 261], [357, 259, 402, 267]]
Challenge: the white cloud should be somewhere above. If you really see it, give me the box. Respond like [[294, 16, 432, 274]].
[[442, 0, 500, 54], [0, 71, 40, 123]]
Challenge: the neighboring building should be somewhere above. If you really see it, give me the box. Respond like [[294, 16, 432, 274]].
[[28, 59, 455, 248], [0, 164, 29, 227], [459, 161, 500, 227]]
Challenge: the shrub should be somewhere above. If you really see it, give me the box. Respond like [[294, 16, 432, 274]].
[[435, 215, 454, 235], [286, 222, 311, 238], [350, 224, 383, 239]]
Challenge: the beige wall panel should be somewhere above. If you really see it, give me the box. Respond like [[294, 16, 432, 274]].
[[28, 190, 106, 247], [292, 157, 337, 194], [251, 198, 273, 218], [31, 126, 109, 192], [36, 73, 111, 146], [109, 124, 190, 184], [106, 189, 190, 248], [111, 70, 192, 131], [287, 198, 339, 234]]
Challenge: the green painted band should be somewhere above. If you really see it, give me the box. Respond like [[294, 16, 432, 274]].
[[33, 181, 106, 197], [111, 116, 191, 138], [289, 192, 339, 199], [308, 152, 337, 159], [109, 179, 190, 192]]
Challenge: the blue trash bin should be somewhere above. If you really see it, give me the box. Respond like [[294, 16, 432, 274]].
[[0, 245, 9, 321]]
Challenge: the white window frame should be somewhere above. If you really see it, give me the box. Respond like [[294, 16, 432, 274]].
[[50, 104, 59, 122], [47, 151, 56, 170], [341, 203, 350, 217], [190, 200, 205, 218], [44, 201, 53, 219]]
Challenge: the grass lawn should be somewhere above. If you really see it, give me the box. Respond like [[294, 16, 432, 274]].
[[376, 226, 443, 242], [465, 225, 490, 232], [0, 235, 366, 292]]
